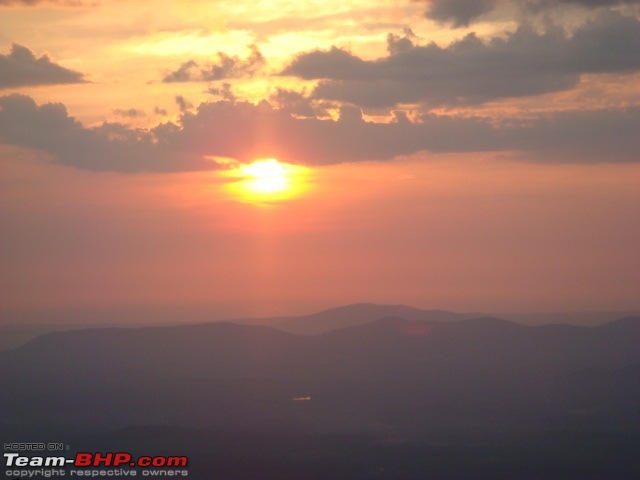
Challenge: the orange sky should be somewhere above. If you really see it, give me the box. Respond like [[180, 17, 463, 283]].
[[1, 0, 639, 321]]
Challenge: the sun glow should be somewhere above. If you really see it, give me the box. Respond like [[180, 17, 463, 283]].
[[241, 159, 289, 194], [227, 159, 308, 202]]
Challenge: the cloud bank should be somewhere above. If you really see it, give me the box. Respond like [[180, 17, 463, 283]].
[[283, 12, 640, 108], [1, 93, 638, 172], [423, 0, 640, 27], [0, 94, 209, 172]]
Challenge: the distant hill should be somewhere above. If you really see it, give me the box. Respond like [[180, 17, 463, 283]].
[[244, 303, 480, 334], [0, 324, 78, 351], [495, 310, 640, 327], [1, 315, 638, 438], [3, 303, 636, 350], [0, 303, 478, 350]]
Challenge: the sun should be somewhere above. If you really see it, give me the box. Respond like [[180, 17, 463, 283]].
[[227, 158, 308, 202], [240, 159, 290, 195]]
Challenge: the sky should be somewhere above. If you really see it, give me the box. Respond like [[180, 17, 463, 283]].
[[1, 0, 639, 323]]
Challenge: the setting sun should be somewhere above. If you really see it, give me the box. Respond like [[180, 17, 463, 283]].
[[241, 159, 289, 194], [228, 158, 308, 202]]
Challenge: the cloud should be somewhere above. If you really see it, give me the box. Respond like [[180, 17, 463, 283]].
[[0, 94, 210, 172], [201, 45, 264, 81], [387, 28, 418, 55], [175, 95, 193, 112], [532, 0, 640, 5], [208, 83, 236, 102], [162, 45, 265, 83], [2, 94, 638, 173], [112, 108, 145, 118], [0, 43, 86, 89], [150, 98, 506, 164], [426, 0, 498, 27], [162, 60, 198, 83], [505, 106, 640, 161], [283, 12, 640, 108], [422, 0, 640, 27], [268, 88, 329, 118]]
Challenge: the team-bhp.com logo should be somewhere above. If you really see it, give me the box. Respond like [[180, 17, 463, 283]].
[[5, 452, 189, 477], [5, 452, 188, 468]]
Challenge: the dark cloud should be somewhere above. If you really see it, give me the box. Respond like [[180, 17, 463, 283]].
[[422, 0, 640, 27], [149, 97, 501, 165], [281, 46, 367, 80], [175, 95, 192, 112], [208, 83, 236, 102], [387, 28, 418, 55], [505, 105, 640, 161], [268, 88, 329, 118], [2, 94, 638, 173], [201, 45, 264, 81], [162, 60, 197, 83], [524, 0, 640, 10], [283, 12, 640, 108], [0, 94, 210, 172], [162, 45, 265, 83], [0, 43, 86, 89], [426, 0, 498, 27]]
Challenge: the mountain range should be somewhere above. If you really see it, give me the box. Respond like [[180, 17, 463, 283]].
[[2, 305, 639, 478], [2, 308, 638, 439]]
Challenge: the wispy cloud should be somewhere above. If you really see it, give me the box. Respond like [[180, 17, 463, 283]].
[[162, 45, 265, 83]]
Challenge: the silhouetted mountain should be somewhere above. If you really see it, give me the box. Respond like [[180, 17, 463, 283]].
[[0, 303, 479, 350], [3, 304, 633, 350], [2, 315, 639, 440]]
